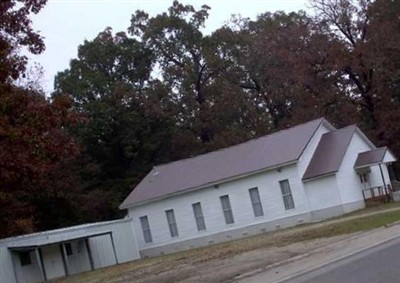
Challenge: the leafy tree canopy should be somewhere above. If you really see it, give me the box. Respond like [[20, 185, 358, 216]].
[[0, 0, 46, 83]]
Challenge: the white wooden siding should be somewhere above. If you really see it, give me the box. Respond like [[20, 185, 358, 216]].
[[304, 175, 342, 212], [384, 150, 396, 163], [297, 123, 331, 177], [368, 164, 391, 189], [336, 131, 377, 206], [335, 130, 392, 213], [129, 164, 310, 250]]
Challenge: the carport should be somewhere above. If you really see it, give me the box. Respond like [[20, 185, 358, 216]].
[[8, 231, 118, 283]]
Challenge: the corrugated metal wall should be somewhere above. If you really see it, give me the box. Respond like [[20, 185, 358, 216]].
[[84, 218, 140, 266], [12, 251, 42, 283], [0, 218, 139, 283], [108, 220, 140, 263], [89, 235, 116, 268], [0, 247, 16, 283]]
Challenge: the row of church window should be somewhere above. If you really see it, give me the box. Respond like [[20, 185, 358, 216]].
[[139, 179, 294, 244]]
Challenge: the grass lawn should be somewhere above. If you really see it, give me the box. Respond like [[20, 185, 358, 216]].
[[279, 208, 400, 244], [56, 203, 400, 283]]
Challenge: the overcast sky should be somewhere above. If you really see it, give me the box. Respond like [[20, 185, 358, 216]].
[[30, 0, 310, 94]]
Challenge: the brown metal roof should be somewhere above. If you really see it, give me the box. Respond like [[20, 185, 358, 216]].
[[302, 125, 356, 181], [120, 118, 327, 208], [354, 147, 387, 169]]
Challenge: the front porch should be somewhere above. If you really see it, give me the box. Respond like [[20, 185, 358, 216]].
[[354, 147, 397, 206], [362, 185, 391, 205], [9, 231, 118, 283]]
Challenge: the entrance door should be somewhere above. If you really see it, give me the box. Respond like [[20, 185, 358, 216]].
[[359, 172, 371, 189]]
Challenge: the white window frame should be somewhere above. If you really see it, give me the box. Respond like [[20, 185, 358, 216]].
[[249, 187, 264, 217], [279, 179, 295, 210], [165, 209, 179, 237], [220, 195, 234, 224], [140, 215, 153, 243], [192, 202, 206, 231]]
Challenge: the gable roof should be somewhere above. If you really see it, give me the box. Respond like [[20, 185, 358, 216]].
[[120, 118, 328, 209], [302, 125, 356, 181], [354, 147, 388, 169]]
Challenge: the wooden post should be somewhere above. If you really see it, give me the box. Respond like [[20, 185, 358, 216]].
[[85, 239, 95, 271], [109, 233, 119, 264], [379, 164, 389, 201], [35, 248, 46, 282], [61, 244, 70, 276], [59, 244, 68, 277]]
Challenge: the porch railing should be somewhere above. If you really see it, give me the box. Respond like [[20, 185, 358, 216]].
[[392, 180, 400, 192], [362, 184, 392, 202]]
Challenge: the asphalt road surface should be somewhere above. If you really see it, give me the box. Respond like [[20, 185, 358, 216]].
[[282, 236, 400, 283]]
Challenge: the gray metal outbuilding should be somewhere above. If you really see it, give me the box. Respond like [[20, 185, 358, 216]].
[[0, 218, 139, 283]]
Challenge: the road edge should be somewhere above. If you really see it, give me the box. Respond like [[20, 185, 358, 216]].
[[232, 225, 400, 283], [274, 226, 400, 283]]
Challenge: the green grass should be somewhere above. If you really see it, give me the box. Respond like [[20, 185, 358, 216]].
[[282, 209, 400, 244], [342, 202, 400, 217]]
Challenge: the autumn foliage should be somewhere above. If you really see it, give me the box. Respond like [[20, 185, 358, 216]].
[[0, 0, 83, 237], [0, 87, 81, 235], [0, 0, 46, 83]]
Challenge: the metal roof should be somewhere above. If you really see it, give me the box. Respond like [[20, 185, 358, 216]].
[[120, 118, 328, 208], [7, 231, 112, 250], [302, 125, 356, 181], [0, 218, 131, 248], [354, 147, 388, 169]]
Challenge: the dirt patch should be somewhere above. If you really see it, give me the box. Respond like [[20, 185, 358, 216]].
[[56, 205, 400, 283], [57, 235, 349, 283]]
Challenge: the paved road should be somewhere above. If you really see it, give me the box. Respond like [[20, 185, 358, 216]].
[[282, 236, 400, 283]]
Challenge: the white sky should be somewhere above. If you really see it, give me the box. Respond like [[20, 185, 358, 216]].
[[30, 0, 310, 94]]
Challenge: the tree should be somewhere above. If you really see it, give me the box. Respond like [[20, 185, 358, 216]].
[[0, 87, 81, 237], [130, 1, 219, 144], [54, 29, 176, 216], [311, 0, 400, 156], [54, 28, 153, 110], [0, 0, 46, 83], [0, 0, 92, 237], [212, 11, 351, 132], [128, 1, 270, 153]]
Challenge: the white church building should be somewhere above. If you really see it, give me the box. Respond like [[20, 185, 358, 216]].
[[120, 118, 396, 257]]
